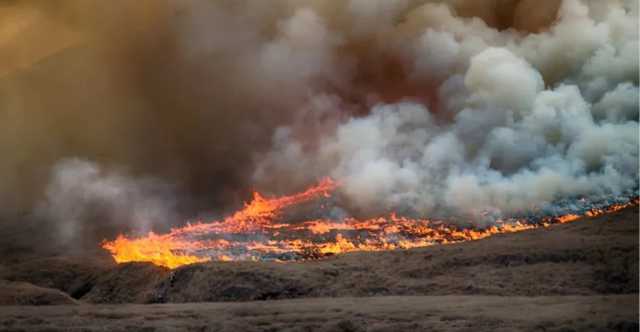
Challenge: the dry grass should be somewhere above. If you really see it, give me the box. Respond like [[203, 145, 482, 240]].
[[0, 206, 637, 331], [0, 295, 637, 331]]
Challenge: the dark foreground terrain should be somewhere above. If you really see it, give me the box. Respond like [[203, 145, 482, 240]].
[[0, 205, 637, 331], [1, 295, 637, 332]]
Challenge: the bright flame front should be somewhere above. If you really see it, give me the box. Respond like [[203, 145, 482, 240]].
[[102, 178, 638, 269]]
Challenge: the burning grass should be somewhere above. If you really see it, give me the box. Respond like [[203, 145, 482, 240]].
[[102, 179, 639, 269]]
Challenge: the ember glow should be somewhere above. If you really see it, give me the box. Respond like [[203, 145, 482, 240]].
[[102, 180, 639, 269]]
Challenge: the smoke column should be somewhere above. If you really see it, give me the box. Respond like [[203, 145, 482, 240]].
[[0, 0, 637, 247], [253, 0, 639, 218]]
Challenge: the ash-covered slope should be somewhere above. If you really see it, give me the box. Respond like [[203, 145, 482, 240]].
[[1, 205, 636, 304]]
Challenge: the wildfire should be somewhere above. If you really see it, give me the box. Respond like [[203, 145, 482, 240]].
[[102, 179, 639, 269], [102, 234, 209, 269]]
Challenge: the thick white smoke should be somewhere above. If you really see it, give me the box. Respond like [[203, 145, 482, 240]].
[[37, 159, 177, 247], [254, 0, 639, 219], [4, 0, 636, 242]]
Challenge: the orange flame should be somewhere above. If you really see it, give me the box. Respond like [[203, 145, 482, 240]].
[[102, 178, 338, 268], [101, 233, 210, 269], [102, 180, 638, 269]]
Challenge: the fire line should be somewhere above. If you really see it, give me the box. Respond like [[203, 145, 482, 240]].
[[102, 179, 639, 269]]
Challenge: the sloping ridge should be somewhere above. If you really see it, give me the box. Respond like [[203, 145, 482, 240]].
[[1, 205, 637, 304]]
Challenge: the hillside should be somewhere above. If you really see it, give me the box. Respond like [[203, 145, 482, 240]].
[[0, 205, 637, 331]]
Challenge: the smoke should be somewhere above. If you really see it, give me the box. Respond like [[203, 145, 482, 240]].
[[253, 0, 639, 218], [0, 0, 637, 246], [36, 159, 177, 248]]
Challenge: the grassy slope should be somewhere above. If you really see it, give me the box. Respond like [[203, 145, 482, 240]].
[[1, 205, 637, 304], [1, 295, 637, 331], [0, 206, 637, 331]]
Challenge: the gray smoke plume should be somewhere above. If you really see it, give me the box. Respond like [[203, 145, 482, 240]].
[[0, 0, 637, 247], [35, 159, 177, 248], [253, 0, 639, 218]]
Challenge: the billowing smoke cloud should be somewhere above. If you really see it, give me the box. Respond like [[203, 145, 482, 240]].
[[0, 0, 637, 247], [253, 0, 639, 218], [36, 159, 177, 248]]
